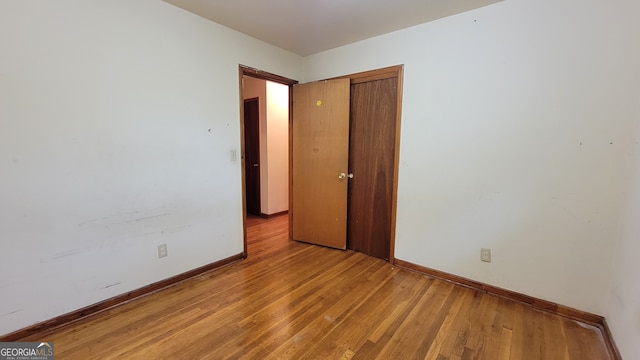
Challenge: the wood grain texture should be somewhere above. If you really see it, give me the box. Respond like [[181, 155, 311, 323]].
[[329, 64, 404, 262], [9, 215, 616, 359], [394, 259, 607, 326], [259, 210, 289, 219], [602, 319, 623, 360], [330, 64, 404, 85], [240, 65, 299, 86], [347, 77, 398, 260], [0, 253, 244, 342], [292, 79, 350, 249]]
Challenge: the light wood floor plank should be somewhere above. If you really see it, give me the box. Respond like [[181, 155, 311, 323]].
[[17, 214, 613, 359]]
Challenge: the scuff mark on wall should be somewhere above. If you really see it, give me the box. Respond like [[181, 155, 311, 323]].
[[161, 225, 191, 235], [102, 283, 121, 290], [550, 197, 578, 219], [558, 205, 577, 219], [1, 309, 24, 317], [77, 207, 174, 228], [75, 207, 187, 241], [39, 248, 91, 263], [125, 213, 171, 223]]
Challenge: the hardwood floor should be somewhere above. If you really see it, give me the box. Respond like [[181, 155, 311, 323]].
[[19, 214, 612, 359]]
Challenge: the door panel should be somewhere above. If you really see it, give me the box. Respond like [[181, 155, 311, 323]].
[[347, 78, 398, 260], [292, 79, 350, 249], [244, 98, 261, 215]]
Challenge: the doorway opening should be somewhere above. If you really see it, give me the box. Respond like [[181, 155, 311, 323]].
[[238, 66, 298, 257]]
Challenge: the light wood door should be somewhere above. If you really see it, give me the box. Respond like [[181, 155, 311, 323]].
[[292, 79, 350, 249]]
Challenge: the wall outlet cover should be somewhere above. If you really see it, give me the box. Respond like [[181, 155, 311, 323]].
[[158, 244, 168, 258], [481, 248, 491, 263]]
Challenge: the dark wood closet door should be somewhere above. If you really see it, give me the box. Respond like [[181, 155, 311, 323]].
[[244, 98, 261, 215], [347, 77, 398, 260]]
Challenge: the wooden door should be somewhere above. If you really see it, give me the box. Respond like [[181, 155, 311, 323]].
[[244, 98, 261, 216], [347, 77, 399, 260], [292, 79, 350, 249]]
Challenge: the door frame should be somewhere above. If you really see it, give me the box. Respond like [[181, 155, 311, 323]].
[[324, 65, 404, 263], [238, 65, 298, 258], [237, 64, 403, 263]]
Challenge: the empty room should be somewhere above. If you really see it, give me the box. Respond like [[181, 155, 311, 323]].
[[1, 0, 638, 359]]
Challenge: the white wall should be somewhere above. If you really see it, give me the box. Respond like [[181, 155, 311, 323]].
[[265, 81, 289, 214], [0, 0, 301, 336], [606, 118, 640, 358], [2, 0, 638, 356], [304, 0, 640, 323]]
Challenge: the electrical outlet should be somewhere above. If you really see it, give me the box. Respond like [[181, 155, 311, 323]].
[[158, 244, 168, 258], [230, 149, 238, 162], [481, 248, 491, 263]]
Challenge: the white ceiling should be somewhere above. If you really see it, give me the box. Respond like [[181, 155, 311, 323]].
[[163, 0, 503, 56]]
